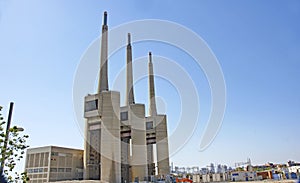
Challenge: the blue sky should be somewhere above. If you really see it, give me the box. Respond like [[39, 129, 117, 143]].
[[1, 0, 300, 172]]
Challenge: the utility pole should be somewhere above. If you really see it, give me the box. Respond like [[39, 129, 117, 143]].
[[0, 102, 14, 175]]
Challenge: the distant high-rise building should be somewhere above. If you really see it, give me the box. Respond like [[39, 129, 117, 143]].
[[217, 164, 223, 173], [209, 163, 215, 173], [24, 146, 83, 183]]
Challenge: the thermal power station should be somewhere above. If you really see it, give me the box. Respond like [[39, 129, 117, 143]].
[[83, 12, 170, 183]]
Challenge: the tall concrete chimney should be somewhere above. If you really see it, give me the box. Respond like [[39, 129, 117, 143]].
[[98, 11, 109, 93], [148, 52, 157, 116], [126, 33, 135, 105]]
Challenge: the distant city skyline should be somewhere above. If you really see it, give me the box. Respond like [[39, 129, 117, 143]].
[[1, 0, 300, 174]]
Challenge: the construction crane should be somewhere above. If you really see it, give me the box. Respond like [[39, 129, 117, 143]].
[[235, 158, 252, 168]]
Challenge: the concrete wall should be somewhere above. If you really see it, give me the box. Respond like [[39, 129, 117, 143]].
[[212, 173, 220, 182], [192, 173, 230, 183], [84, 92, 121, 183], [99, 91, 121, 183], [192, 174, 200, 183], [129, 104, 148, 182], [25, 146, 83, 183], [84, 94, 101, 180], [155, 115, 170, 177]]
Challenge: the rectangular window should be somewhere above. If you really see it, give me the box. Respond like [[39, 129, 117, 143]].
[[85, 99, 98, 112], [50, 168, 57, 172], [51, 152, 58, 156], [120, 111, 128, 121], [58, 153, 66, 157], [66, 168, 72, 172], [146, 121, 153, 130], [58, 168, 64, 172]]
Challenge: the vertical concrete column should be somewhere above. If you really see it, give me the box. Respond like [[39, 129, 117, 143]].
[[147, 144, 155, 177], [155, 115, 170, 177], [84, 94, 101, 180], [121, 137, 130, 183], [83, 116, 89, 180], [100, 91, 121, 183], [130, 104, 148, 182]]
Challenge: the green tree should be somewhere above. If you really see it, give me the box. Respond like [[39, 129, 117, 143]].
[[0, 105, 30, 182], [235, 167, 244, 171]]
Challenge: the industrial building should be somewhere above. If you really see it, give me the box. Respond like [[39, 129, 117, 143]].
[[24, 146, 84, 183], [24, 11, 170, 183], [83, 11, 170, 183]]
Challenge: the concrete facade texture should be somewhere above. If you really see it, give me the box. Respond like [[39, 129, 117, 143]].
[[129, 104, 148, 181], [25, 146, 83, 183], [84, 91, 121, 183]]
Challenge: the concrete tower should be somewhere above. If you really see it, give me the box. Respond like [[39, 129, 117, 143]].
[[148, 52, 157, 116], [148, 52, 170, 177], [126, 33, 135, 105], [83, 12, 170, 183], [84, 11, 121, 183], [120, 33, 135, 183], [146, 52, 156, 178], [98, 11, 109, 93], [120, 33, 148, 182]]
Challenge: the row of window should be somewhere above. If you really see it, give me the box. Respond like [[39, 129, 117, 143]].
[[50, 168, 72, 172], [51, 152, 73, 157], [28, 167, 73, 173], [27, 168, 44, 173]]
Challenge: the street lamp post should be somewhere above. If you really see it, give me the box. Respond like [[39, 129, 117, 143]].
[[0, 102, 14, 175]]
